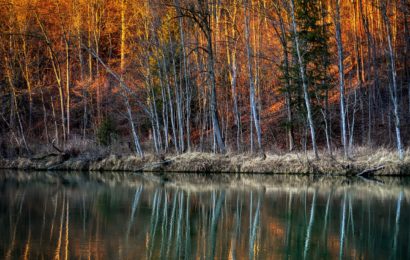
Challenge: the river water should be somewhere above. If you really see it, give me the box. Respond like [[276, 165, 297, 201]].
[[0, 171, 409, 259]]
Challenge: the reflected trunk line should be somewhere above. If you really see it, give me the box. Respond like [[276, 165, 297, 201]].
[[94, 194, 101, 260], [322, 189, 333, 244], [166, 191, 178, 258], [82, 194, 86, 237], [50, 193, 59, 241], [303, 189, 317, 260], [1, 174, 409, 259], [339, 191, 347, 260], [23, 225, 31, 260], [207, 191, 225, 260], [358, 199, 365, 259], [367, 200, 371, 252], [184, 192, 191, 260], [148, 189, 162, 259], [126, 186, 143, 241], [174, 191, 185, 259], [285, 192, 294, 258], [64, 200, 69, 260], [5, 191, 26, 260], [212, 191, 216, 220], [54, 193, 66, 260], [39, 196, 48, 248], [199, 203, 207, 259], [87, 236, 91, 260], [303, 188, 308, 226], [159, 191, 169, 259], [392, 190, 403, 259], [249, 191, 253, 239], [348, 193, 355, 245], [249, 193, 261, 260], [230, 195, 243, 260]]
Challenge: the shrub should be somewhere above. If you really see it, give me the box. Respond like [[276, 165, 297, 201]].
[[96, 117, 118, 146]]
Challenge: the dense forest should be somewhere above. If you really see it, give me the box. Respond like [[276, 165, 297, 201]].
[[0, 0, 409, 159]]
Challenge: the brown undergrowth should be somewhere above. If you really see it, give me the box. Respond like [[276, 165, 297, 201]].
[[1, 147, 410, 175]]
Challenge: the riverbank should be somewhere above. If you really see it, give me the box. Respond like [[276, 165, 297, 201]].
[[1, 148, 409, 176]]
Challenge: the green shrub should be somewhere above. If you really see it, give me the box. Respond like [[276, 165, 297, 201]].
[[96, 117, 118, 146]]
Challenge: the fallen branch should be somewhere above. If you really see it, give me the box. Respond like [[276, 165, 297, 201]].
[[356, 165, 385, 177], [49, 138, 65, 154], [135, 159, 173, 172], [31, 153, 60, 161]]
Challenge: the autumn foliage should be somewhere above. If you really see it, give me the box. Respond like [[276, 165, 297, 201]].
[[0, 0, 409, 157]]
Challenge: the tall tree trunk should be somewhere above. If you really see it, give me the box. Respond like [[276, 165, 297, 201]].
[[125, 96, 144, 157], [244, 0, 262, 152], [20, 38, 33, 134], [65, 37, 70, 138], [39, 88, 49, 144], [162, 55, 179, 153], [225, 0, 241, 151], [170, 39, 184, 152], [381, 2, 404, 160], [289, 0, 319, 159], [175, 0, 191, 152], [51, 97, 59, 146], [334, 0, 348, 158], [36, 15, 66, 145], [352, 0, 365, 145], [206, 27, 225, 153], [4, 59, 30, 154], [83, 44, 146, 157], [159, 69, 169, 152]]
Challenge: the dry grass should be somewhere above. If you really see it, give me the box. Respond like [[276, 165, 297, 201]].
[[1, 146, 410, 175]]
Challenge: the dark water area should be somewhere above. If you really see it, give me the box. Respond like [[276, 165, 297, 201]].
[[0, 171, 409, 259]]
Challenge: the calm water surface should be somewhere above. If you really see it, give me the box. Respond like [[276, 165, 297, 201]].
[[0, 171, 409, 259]]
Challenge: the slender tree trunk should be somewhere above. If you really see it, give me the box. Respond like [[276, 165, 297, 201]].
[[175, 0, 191, 152], [65, 38, 70, 138], [36, 15, 66, 145], [244, 0, 262, 152], [20, 38, 33, 133], [93, 8, 101, 126], [353, 0, 366, 145], [170, 39, 184, 152], [400, 0, 410, 114], [334, 0, 348, 158], [381, 2, 404, 160], [206, 28, 225, 153], [225, 0, 241, 151], [289, 0, 319, 159], [274, 3, 295, 151], [5, 66, 30, 154], [158, 61, 169, 152], [151, 87, 162, 153], [83, 44, 146, 157], [125, 96, 144, 157], [51, 97, 59, 146], [162, 55, 179, 153], [40, 88, 50, 144], [348, 88, 358, 152]]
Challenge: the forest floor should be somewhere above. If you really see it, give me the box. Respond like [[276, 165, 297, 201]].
[[0, 147, 409, 176]]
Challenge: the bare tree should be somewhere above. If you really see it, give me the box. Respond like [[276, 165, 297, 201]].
[[174, 0, 226, 153], [289, 0, 319, 159], [244, 0, 262, 152], [333, 0, 348, 158], [381, 1, 404, 160]]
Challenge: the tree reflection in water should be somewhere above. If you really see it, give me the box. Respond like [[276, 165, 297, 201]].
[[0, 171, 410, 259]]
